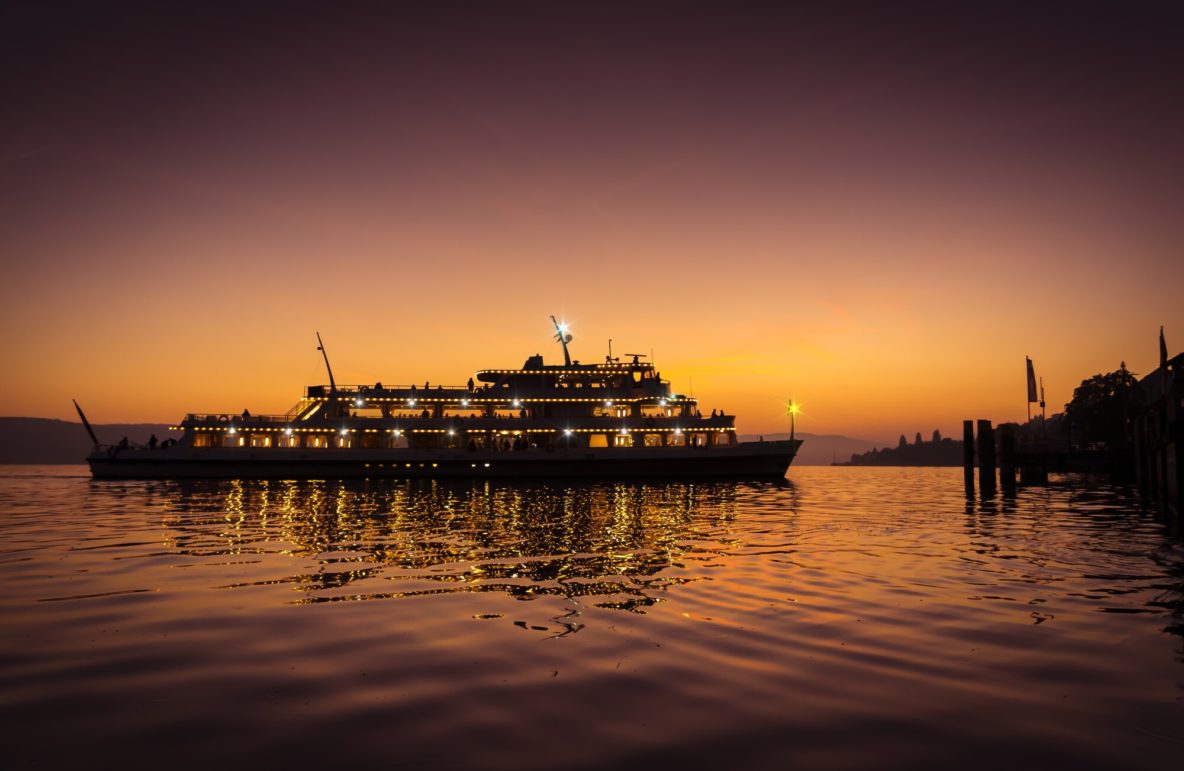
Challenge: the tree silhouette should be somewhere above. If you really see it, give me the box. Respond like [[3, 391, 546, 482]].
[[1064, 362, 1142, 448], [914, 432, 923, 445], [898, 434, 908, 448], [932, 429, 942, 442]]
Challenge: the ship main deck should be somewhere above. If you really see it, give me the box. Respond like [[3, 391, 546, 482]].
[[88, 441, 800, 480]]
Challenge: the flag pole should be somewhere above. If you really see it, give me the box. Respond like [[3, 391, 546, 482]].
[[1039, 377, 1046, 438]]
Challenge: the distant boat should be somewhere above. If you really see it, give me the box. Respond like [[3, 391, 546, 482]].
[[83, 320, 801, 479]]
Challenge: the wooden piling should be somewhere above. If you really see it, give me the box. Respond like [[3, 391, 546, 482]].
[[977, 419, 996, 495], [963, 420, 975, 493], [999, 424, 1017, 495]]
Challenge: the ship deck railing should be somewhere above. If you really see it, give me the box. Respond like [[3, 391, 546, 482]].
[[304, 383, 681, 400], [180, 414, 736, 429], [184, 413, 294, 424]]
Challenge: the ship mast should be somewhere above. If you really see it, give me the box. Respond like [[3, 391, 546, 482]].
[[316, 331, 337, 394], [550, 315, 573, 366], [72, 399, 101, 445]]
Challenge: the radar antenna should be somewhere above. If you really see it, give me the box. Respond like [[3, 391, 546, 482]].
[[316, 331, 337, 394], [550, 315, 573, 366]]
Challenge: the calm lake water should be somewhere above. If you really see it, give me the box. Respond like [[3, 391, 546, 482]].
[[1, 466, 1181, 769]]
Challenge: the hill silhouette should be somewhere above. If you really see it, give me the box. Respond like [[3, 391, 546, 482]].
[[0, 418, 177, 464], [738, 432, 880, 465]]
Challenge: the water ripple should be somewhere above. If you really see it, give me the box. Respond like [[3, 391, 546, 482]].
[[0, 466, 1182, 769]]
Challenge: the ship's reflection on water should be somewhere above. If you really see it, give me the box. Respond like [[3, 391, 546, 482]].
[[157, 478, 775, 617]]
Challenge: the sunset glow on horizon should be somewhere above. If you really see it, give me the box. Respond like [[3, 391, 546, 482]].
[[2, 3, 1181, 444]]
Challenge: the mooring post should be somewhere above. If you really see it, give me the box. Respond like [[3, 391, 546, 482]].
[[963, 420, 975, 494], [977, 419, 995, 496], [999, 424, 1016, 496]]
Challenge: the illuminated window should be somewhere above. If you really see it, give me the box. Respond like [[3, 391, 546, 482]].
[[668, 432, 686, 447], [306, 435, 327, 449], [283, 435, 301, 448], [222, 434, 244, 448], [193, 433, 212, 448], [613, 434, 631, 447], [249, 434, 272, 448], [335, 435, 352, 449], [588, 434, 608, 448], [644, 433, 662, 447]]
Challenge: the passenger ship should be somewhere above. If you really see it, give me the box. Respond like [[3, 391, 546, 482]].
[[84, 319, 801, 479]]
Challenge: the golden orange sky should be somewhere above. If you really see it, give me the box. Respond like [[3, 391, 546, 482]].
[[2, 4, 1181, 444]]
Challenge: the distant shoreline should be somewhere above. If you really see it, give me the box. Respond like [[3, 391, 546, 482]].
[[4, 418, 883, 466]]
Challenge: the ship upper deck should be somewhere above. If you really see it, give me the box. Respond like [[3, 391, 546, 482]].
[[475, 353, 665, 388], [176, 332, 738, 440]]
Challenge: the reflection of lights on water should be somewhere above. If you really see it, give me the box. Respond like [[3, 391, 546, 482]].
[[171, 479, 739, 615]]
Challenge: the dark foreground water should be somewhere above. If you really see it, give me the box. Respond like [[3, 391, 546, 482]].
[[1, 466, 1181, 770]]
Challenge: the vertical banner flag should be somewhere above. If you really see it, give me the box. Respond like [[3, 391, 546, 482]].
[[1026, 357, 1038, 403], [1161, 326, 1169, 400]]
